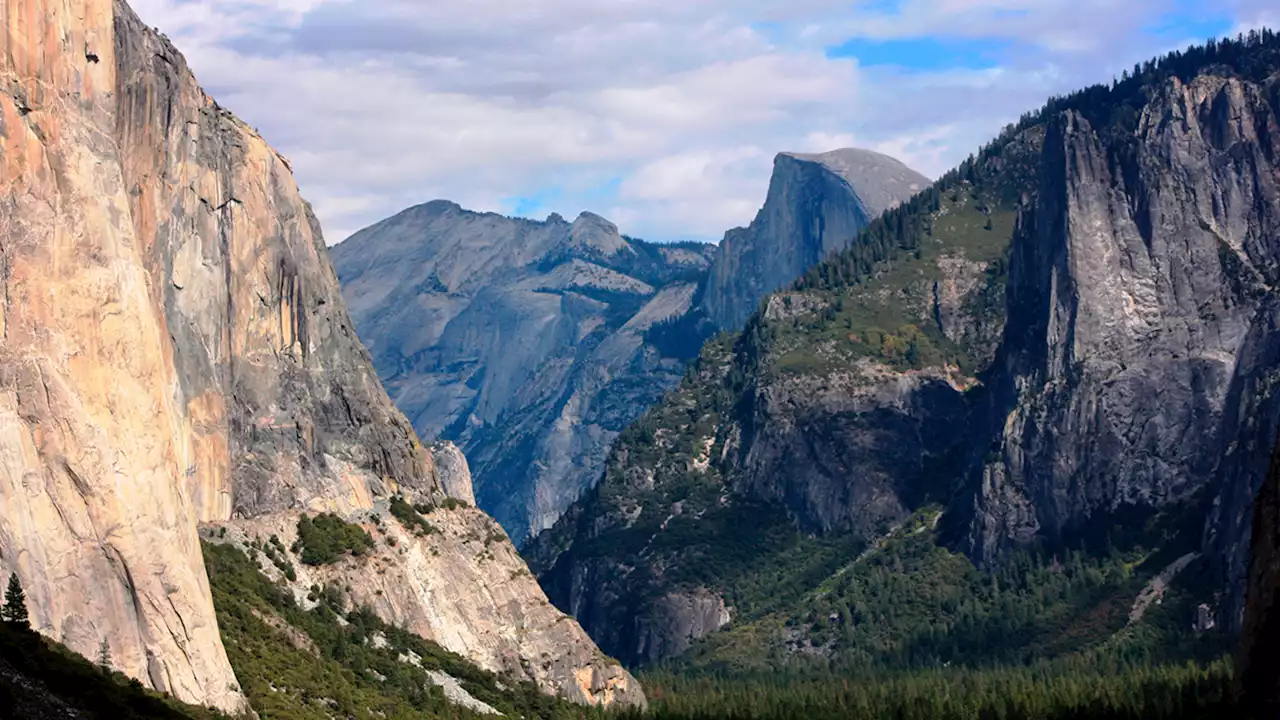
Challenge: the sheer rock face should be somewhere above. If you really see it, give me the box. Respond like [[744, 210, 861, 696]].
[[634, 590, 731, 664], [968, 75, 1280, 569], [333, 203, 713, 542], [112, 3, 434, 524], [701, 149, 929, 330], [0, 0, 640, 710], [0, 0, 247, 710], [737, 367, 975, 535]]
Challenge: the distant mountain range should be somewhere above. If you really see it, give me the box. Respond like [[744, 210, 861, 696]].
[[333, 150, 928, 542]]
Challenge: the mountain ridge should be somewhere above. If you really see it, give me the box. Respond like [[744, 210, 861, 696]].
[[333, 201, 715, 541]]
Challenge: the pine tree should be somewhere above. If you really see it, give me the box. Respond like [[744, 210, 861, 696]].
[[97, 638, 113, 672], [2, 572, 30, 630]]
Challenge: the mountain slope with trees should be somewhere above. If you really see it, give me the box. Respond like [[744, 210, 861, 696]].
[[528, 30, 1280, 674]]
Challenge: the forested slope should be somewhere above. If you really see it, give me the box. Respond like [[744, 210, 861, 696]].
[[529, 30, 1280, 675]]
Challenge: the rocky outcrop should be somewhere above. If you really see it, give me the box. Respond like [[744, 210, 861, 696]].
[[701, 149, 929, 330], [0, 0, 640, 710], [635, 590, 732, 662], [735, 366, 976, 535], [333, 202, 714, 542], [432, 441, 478, 506], [208, 502, 644, 708]]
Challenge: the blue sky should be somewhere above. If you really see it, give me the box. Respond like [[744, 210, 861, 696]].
[[130, 0, 1276, 244], [825, 37, 1015, 71]]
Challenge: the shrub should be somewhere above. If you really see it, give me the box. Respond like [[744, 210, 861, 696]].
[[389, 496, 437, 537], [295, 513, 375, 566]]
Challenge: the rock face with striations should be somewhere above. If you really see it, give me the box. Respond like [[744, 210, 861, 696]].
[[701, 149, 929, 330], [0, 0, 640, 710], [333, 202, 715, 542], [969, 73, 1280, 579], [432, 441, 478, 506]]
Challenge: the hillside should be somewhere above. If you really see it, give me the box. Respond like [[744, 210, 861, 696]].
[[528, 30, 1280, 671]]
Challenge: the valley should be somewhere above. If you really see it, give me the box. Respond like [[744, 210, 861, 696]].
[[1, 0, 1279, 717]]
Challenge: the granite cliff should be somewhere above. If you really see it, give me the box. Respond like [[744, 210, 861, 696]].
[[0, 0, 639, 711], [968, 74, 1280, 569], [701, 148, 929, 330], [529, 36, 1280, 668], [333, 152, 926, 543]]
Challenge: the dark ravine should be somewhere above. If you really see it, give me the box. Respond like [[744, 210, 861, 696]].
[[1240, 428, 1280, 718], [333, 152, 926, 543], [529, 36, 1280, 669], [0, 0, 641, 711]]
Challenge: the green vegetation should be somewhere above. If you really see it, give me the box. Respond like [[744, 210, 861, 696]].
[[770, 187, 1016, 377], [3, 572, 30, 630], [679, 508, 1231, 675], [0, 614, 235, 719], [293, 513, 375, 566], [645, 307, 718, 361], [204, 541, 602, 720], [440, 496, 469, 510], [389, 496, 438, 537], [253, 535, 297, 581], [632, 659, 1235, 720]]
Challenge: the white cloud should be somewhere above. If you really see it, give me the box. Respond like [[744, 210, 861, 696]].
[[615, 146, 773, 238], [127, 0, 1251, 243]]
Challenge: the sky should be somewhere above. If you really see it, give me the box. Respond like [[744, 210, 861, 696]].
[[130, 0, 1278, 244]]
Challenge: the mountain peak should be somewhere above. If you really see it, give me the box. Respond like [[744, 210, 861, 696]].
[[779, 147, 931, 217], [420, 198, 463, 213], [568, 210, 628, 255], [700, 147, 929, 329]]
